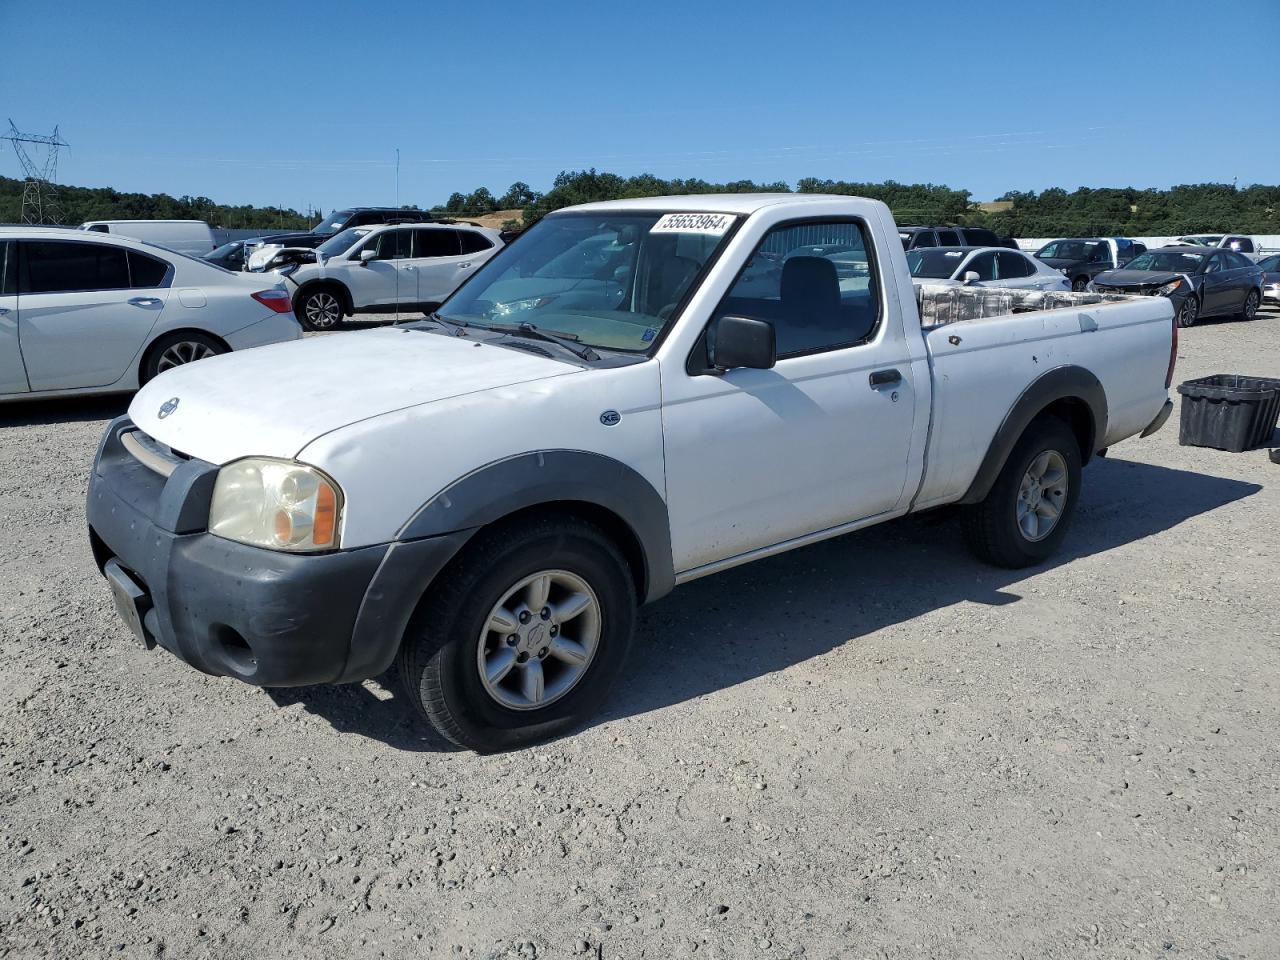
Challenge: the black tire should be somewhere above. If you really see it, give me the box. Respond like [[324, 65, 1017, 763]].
[[1071, 277, 1089, 292], [1176, 295, 1199, 328], [962, 415, 1083, 569], [140, 331, 227, 384], [1239, 289, 1260, 321], [397, 513, 637, 752], [295, 286, 346, 330]]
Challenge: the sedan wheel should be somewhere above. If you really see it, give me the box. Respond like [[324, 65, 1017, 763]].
[[1072, 277, 1088, 292], [1176, 296, 1199, 328], [300, 290, 343, 330], [157, 339, 216, 373], [1240, 289, 1260, 321]]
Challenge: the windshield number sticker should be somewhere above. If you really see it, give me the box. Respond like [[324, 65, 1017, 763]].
[[651, 213, 733, 236]]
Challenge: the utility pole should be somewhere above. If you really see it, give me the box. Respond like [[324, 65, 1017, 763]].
[[3, 120, 68, 224]]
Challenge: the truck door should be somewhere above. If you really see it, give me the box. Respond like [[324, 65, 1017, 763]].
[[0, 241, 28, 394], [660, 218, 917, 573]]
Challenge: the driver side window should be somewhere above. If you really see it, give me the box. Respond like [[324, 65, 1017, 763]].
[[709, 219, 881, 359], [369, 229, 410, 260], [966, 252, 996, 281]]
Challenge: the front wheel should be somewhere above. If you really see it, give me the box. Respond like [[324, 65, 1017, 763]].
[[1072, 277, 1089, 292], [295, 288, 345, 330], [1176, 295, 1199, 328], [397, 514, 637, 752], [962, 415, 1083, 568]]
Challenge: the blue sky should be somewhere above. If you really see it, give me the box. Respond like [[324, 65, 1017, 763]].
[[2, 0, 1276, 213]]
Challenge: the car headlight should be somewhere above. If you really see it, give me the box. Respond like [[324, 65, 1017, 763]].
[[209, 458, 342, 552], [1156, 278, 1185, 296], [1059, 268, 1069, 276]]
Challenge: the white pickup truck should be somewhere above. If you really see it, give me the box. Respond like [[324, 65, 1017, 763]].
[[87, 194, 1177, 751]]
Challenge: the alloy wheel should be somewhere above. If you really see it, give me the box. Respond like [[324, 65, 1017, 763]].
[[304, 292, 342, 329], [1016, 450, 1068, 542], [157, 340, 216, 372], [476, 570, 601, 711]]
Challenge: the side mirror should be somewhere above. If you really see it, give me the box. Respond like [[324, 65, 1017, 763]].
[[708, 315, 775, 371], [962, 271, 981, 285], [359, 249, 378, 264]]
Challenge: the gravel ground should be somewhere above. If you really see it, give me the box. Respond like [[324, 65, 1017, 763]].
[[2, 308, 1278, 959]]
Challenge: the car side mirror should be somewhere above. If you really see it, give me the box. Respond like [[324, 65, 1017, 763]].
[[708, 315, 775, 371], [359, 249, 378, 264], [962, 271, 981, 285]]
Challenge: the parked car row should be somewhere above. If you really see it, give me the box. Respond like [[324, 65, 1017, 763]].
[[0, 228, 300, 401]]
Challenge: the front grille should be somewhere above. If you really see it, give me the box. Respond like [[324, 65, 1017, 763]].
[[121, 429, 188, 478]]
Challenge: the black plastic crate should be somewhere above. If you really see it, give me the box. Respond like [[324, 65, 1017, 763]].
[[1176, 374, 1280, 452]]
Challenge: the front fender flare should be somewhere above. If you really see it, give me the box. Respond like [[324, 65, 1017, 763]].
[[398, 449, 674, 604]]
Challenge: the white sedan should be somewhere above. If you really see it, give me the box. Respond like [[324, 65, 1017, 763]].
[[907, 246, 1070, 291], [0, 228, 301, 402]]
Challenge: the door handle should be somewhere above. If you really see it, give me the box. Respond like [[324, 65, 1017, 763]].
[[0, 307, 10, 316], [869, 368, 902, 388], [458, 262, 472, 269], [128, 297, 162, 307]]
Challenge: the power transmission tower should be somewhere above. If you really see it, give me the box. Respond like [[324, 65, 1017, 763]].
[[3, 120, 69, 224]]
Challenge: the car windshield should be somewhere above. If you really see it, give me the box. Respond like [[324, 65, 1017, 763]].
[[315, 227, 372, 258], [906, 249, 967, 279], [439, 211, 738, 353], [1039, 240, 1099, 260], [1179, 236, 1221, 246], [313, 210, 354, 236], [1125, 251, 1207, 272]]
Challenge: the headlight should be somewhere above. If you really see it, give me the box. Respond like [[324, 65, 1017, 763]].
[[1156, 279, 1185, 296], [209, 458, 342, 552], [1059, 268, 1069, 276]]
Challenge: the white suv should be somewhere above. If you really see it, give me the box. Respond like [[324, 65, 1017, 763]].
[[280, 222, 505, 329]]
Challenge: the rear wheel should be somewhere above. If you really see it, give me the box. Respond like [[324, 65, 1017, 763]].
[[141, 332, 226, 384], [397, 514, 637, 752], [296, 287, 345, 330], [962, 415, 1083, 568], [1239, 289, 1260, 321], [1176, 295, 1199, 328]]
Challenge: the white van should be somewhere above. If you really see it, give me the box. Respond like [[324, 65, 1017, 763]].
[[79, 220, 216, 257]]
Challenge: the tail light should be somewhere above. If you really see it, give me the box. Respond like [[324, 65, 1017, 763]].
[[1165, 313, 1178, 389], [251, 290, 293, 314]]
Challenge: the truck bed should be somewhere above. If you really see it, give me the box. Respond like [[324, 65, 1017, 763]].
[[915, 284, 1139, 328]]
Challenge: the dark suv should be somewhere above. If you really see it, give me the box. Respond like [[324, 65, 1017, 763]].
[[312, 207, 437, 238], [899, 225, 1018, 251]]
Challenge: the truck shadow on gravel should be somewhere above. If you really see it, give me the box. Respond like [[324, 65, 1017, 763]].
[[266, 456, 1260, 751]]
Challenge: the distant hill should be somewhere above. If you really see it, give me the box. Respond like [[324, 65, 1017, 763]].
[[0, 175, 315, 231]]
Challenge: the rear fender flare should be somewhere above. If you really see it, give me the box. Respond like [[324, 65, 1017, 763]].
[[959, 365, 1107, 505]]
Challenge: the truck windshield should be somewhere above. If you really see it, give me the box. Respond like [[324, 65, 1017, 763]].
[[313, 210, 354, 236], [1179, 235, 1221, 246], [439, 211, 738, 352], [906, 249, 967, 279], [316, 227, 372, 258]]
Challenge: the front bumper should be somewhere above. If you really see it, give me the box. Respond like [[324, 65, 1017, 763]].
[[86, 417, 470, 686]]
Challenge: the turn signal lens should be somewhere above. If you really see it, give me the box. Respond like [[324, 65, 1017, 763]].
[[209, 458, 343, 552]]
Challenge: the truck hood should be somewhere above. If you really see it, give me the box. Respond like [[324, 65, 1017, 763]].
[[129, 328, 579, 464]]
